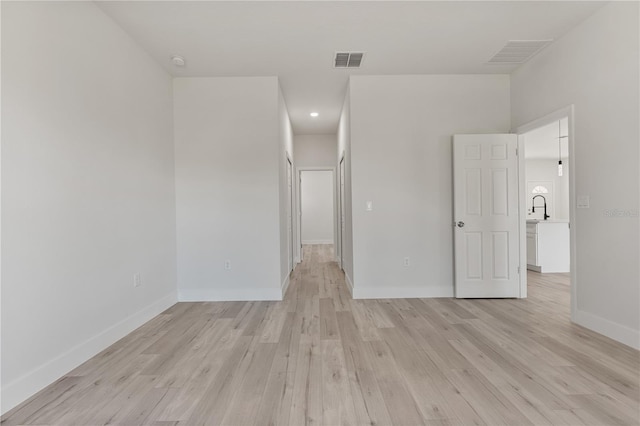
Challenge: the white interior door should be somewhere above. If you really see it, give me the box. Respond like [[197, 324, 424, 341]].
[[453, 134, 520, 298]]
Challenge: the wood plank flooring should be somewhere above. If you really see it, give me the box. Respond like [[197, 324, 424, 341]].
[[3, 245, 639, 425]]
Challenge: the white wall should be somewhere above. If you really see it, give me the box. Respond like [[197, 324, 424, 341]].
[[525, 158, 570, 220], [2, 1, 177, 412], [349, 75, 511, 298], [294, 134, 337, 168], [278, 86, 294, 293], [337, 90, 354, 291], [301, 171, 334, 244], [173, 77, 283, 302], [511, 2, 640, 348]]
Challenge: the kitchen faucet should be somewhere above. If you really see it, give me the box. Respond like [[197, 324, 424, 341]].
[[532, 195, 549, 220]]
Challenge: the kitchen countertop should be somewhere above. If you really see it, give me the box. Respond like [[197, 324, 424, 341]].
[[526, 219, 570, 224]]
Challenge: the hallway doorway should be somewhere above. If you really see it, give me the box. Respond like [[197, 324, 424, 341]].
[[516, 106, 575, 318], [297, 168, 336, 262]]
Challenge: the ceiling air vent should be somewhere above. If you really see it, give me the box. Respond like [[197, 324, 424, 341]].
[[334, 52, 364, 68], [487, 40, 553, 64]]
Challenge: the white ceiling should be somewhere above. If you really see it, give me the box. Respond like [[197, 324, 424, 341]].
[[524, 118, 570, 160], [96, 1, 605, 134]]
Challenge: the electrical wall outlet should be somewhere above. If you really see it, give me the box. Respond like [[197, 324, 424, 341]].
[[133, 273, 141, 287], [403, 257, 410, 267], [224, 260, 232, 270]]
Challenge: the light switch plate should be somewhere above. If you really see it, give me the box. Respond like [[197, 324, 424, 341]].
[[577, 195, 590, 209], [366, 201, 373, 211]]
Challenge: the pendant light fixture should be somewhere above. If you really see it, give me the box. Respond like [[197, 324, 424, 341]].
[[557, 121, 567, 177]]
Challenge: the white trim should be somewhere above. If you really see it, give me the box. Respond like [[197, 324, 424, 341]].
[[574, 309, 640, 350], [0, 2, 4, 411], [514, 105, 575, 311], [344, 272, 354, 296], [281, 274, 291, 298], [178, 287, 282, 302], [301, 239, 334, 245], [1, 292, 177, 414], [286, 155, 295, 275], [353, 285, 453, 299], [337, 153, 345, 271], [517, 134, 527, 298]]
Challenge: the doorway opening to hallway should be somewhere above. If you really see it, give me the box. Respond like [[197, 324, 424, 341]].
[[297, 168, 336, 263]]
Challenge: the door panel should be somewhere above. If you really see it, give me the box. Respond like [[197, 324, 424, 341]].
[[453, 134, 520, 298], [492, 232, 509, 279], [465, 169, 482, 215], [491, 169, 509, 215], [465, 232, 483, 280]]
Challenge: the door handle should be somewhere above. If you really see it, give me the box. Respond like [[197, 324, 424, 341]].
[[457, 221, 465, 228]]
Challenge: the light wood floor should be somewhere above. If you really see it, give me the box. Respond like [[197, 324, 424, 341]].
[[3, 245, 639, 425]]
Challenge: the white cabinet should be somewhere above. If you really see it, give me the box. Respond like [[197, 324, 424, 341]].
[[526, 221, 570, 273], [526, 233, 537, 266]]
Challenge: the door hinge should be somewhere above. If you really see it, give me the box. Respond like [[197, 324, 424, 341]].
[[517, 266, 521, 274], [515, 148, 519, 156]]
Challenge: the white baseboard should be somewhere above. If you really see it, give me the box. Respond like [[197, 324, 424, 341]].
[[345, 273, 354, 296], [281, 275, 291, 298], [178, 287, 282, 302], [301, 240, 333, 245], [353, 285, 454, 299], [1, 291, 177, 415], [574, 309, 640, 350]]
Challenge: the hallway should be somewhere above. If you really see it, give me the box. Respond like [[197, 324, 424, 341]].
[[3, 245, 638, 425]]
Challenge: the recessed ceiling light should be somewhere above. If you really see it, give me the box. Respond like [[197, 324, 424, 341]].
[[310, 112, 319, 117], [171, 55, 186, 67]]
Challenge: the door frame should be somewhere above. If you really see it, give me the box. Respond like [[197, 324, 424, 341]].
[[338, 154, 345, 270], [296, 167, 337, 263], [514, 105, 576, 317], [286, 155, 295, 273]]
